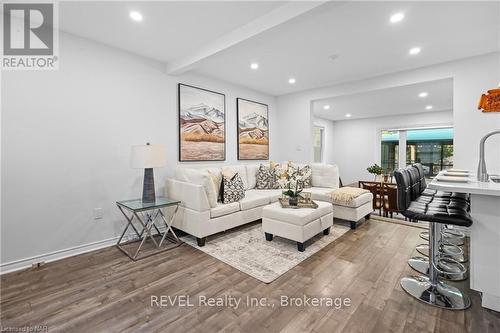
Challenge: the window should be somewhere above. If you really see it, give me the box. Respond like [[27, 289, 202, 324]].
[[313, 126, 324, 163], [381, 127, 453, 177], [406, 128, 454, 177]]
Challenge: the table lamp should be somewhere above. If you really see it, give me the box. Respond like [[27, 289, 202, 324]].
[[131, 143, 167, 203]]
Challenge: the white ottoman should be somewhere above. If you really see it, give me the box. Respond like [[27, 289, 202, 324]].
[[331, 191, 373, 229], [262, 201, 334, 252]]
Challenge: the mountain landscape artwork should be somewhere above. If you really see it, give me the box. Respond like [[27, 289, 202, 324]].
[[179, 84, 225, 161], [237, 98, 269, 160]]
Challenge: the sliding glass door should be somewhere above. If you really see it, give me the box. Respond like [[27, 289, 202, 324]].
[[406, 128, 454, 177], [381, 127, 454, 177], [381, 130, 399, 173]]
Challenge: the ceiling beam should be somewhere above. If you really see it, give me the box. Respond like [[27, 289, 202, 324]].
[[166, 1, 328, 75]]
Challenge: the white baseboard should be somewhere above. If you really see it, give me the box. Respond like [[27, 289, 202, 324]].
[[0, 236, 120, 275], [0, 226, 172, 275]]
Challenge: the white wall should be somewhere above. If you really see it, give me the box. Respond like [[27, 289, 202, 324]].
[[276, 53, 500, 173], [0, 32, 277, 267], [313, 117, 335, 164], [328, 110, 453, 185]]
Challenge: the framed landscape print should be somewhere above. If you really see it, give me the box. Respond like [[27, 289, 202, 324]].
[[237, 98, 269, 160], [178, 84, 226, 161]]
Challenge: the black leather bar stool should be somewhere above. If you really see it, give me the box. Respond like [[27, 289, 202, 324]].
[[394, 167, 472, 309], [397, 167, 468, 281], [413, 164, 467, 248]]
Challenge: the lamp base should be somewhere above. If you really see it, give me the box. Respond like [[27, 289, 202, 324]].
[[142, 168, 155, 203]]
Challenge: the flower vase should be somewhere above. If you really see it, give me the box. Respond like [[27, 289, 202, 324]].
[[289, 197, 298, 206]]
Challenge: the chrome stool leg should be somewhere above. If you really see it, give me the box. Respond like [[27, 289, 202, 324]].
[[401, 223, 471, 310], [420, 228, 465, 246], [408, 256, 467, 281], [416, 242, 467, 263]]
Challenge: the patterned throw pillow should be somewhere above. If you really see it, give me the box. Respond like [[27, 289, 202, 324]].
[[297, 165, 312, 188], [222, 173, 245, 203], [287, 164, 312, 188], [256, 164, 274, 189]]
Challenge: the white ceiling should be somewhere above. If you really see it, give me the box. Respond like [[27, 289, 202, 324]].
[[58, 1, 499, 96], [193, 1, 499, 95], [59, 1, 285, 62], [313, 78, 453, 121]]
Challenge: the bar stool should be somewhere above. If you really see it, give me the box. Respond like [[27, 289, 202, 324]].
[[394, 166, 472, 310], [401, 221, 471, 309], [417, 224, 467, 263], [409, 224, 468, 281]]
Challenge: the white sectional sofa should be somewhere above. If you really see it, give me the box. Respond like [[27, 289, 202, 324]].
[[165, 163, 372, 246]]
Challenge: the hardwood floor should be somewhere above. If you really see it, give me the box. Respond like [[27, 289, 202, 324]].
[[1, 220, 499, 332]]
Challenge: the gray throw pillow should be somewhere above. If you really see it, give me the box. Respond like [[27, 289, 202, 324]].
[[222, 173, 245, 203]]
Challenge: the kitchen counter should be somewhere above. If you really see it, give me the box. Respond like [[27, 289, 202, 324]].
[[429, 171, 500, 312], [429, 173, 500, 196]]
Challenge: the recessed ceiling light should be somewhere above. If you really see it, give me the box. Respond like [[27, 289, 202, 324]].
[[425, 105, 433, 110], [409, 47, 421, 55], [419, 92, 428, 98], [390, 12, 405, 23], [250, 63, 259, 70], [345, 113, 352, 118], [129, 11, 143, 22], [323, 105, 330, 110], [288, 78, 296, 84]]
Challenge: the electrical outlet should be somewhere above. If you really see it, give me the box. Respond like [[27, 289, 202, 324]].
[[93, 208, 103, 220]]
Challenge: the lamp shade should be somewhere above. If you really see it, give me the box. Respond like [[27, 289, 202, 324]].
[[131, 143, 167, 169]]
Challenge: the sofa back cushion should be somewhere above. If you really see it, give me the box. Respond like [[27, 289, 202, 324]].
[[222, 165, 248, 190], [180, 168, 219, 208], [246, 164, 259, 189], [311, 164, 339, 189], [176, 165, 221, 181]]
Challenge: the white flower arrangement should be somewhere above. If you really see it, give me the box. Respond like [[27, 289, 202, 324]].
[[280, 166, 306, 198]]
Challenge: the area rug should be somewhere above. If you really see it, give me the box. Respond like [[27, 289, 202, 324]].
[[181, 223, 350, 283]]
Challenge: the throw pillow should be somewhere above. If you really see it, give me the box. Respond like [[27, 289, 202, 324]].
[[207, 170, 223, 201], [222, 173, 245, 203], [274, 163, 291, 189], [291, 164, 312, 188], [256, 164, 274, 189]]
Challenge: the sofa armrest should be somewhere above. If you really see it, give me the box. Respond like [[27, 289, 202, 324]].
[[166, 178, 210, 212]]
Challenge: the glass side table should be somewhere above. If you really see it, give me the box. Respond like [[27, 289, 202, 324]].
[[116, 197, 181, 260]]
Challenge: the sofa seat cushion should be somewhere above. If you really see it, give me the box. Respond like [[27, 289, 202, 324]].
[[239, 190, 270, 210], [262, 201, 333, 226], [307, 187, 334, 202], [250, 189, 283, 203], [210, 202, 240, 218]]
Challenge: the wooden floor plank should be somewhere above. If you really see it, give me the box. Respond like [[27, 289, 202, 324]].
[[1, 219, 499, 332]]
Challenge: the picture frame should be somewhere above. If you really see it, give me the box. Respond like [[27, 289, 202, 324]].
[[178, 83, 226, 161], [237, 98, 269, 160]]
